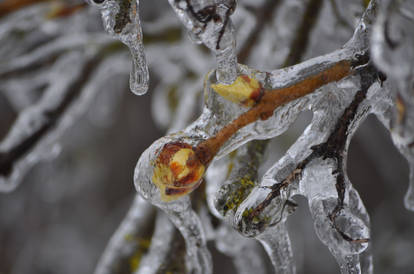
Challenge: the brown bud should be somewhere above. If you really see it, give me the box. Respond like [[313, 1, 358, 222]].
[[152, 142, 205, 202]]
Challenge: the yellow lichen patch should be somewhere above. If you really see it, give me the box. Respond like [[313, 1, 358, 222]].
[[129, 252, 142, 272], [124, 234, 135, 242], [128, 238, 152, 272], [166, 85, 179, 113], [396, 95, 406, 125], [46, 2, 86, 19], [223, 175, 255, 214], [211, 75, 263, 107], [152, 142, 205, 202]]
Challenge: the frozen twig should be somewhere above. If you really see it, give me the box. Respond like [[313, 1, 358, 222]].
[[0, 47, 127, 192], [168, 0, 238, 84], [94, 195, 156, 274]]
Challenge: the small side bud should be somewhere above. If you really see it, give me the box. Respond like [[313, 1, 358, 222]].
[[211, 75, 263, 107]]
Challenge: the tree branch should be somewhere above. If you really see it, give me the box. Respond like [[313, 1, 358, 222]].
[[244, 64, 380, 243]]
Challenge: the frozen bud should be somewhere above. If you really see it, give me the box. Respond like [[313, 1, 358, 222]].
[[152, 142, 205, 202], [211, 75, 263, 107]]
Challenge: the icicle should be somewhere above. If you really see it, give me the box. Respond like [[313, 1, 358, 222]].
[[135, 212, 176, 274], [94, 195, 156, 274], [331, 251, 362, 274], [91, 0, 149, 95], [215, 41, 237, 84], [168, 0, 238, 84], [359, 246, 373, 274], [383, 129, 414, 211], [256, 222, 296, 274], [214, 224, 267, 274], [299, 79, 379, 272], [371, 0, 414, 103], [405, 168, 414, 210], [371, 0, 414, 211], [348, 188, 373, 274], [300, 157, 370, 271], [232, 242, 267, 274], [163, 208, 212, 274], [305, 163, 369, 259], [134, 135, 212, 274], [206, 140, 295, 273], [299, 81, 375, 272]]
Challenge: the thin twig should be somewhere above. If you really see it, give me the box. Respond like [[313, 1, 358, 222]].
[[195, 58, 355, 165]]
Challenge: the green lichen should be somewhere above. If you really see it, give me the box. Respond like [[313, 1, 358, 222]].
[[241, 207, 271, 230], [362, 0, 371, 8], [129, 251, 142, 272], [156, 231, 187, 274], [128, 238, 151, 272], [222, 175, 255, 214], [167, 85, 179, 113], [225, 150, 237, 178], [218, 141, 269, 215], [143, 28, 182, 44]]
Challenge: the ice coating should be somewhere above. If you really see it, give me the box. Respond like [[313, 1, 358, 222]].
[[134, 132, 212, 274], [3, 0, 414, 273], [235, 73, 389, 273], [305, 162, 369, 255], [134, 52, 363, 274], [133, 7, 392, 271], [168, 0, 238, 84], [0, 50, 129, 192], [94, 195, 156, 274], [134, 51, 357, 204], [0, 3, 127, 192], [213, 224, 267, 274], [165, 208, 212, 274], [212, 140, 268, 220], [257, 223, 295, 274], [134, 49, 360, 272], [135, 212, 179, 274], [206, 140, 296, 273], [91, 0, 149, 95], [371, 0, 414, 211], [371, 0, 414, 102]]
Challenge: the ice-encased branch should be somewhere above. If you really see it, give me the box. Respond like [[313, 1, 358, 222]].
[[134, 212, 182, 274], [134, 3, 384, 274], [94, 195, 156, 274], [371, 0, 414, 211], [0, 47, 129, 192], [213, 223, 268, 274], [88, 0, 149, 95], [206, 139, 296, 273], [168, 0, 238, 84]]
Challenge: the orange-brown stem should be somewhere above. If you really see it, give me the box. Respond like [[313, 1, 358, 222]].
[[195, 60, 352, 165], [0, 0, 49, 18], [0, 0, 86, 19], [47, 2, 87, 19]]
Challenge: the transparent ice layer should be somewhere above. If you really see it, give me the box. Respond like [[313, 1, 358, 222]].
[[91, 0, 149, 95], [371, 0, 414, 211], [168, 0, 238, 84]]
